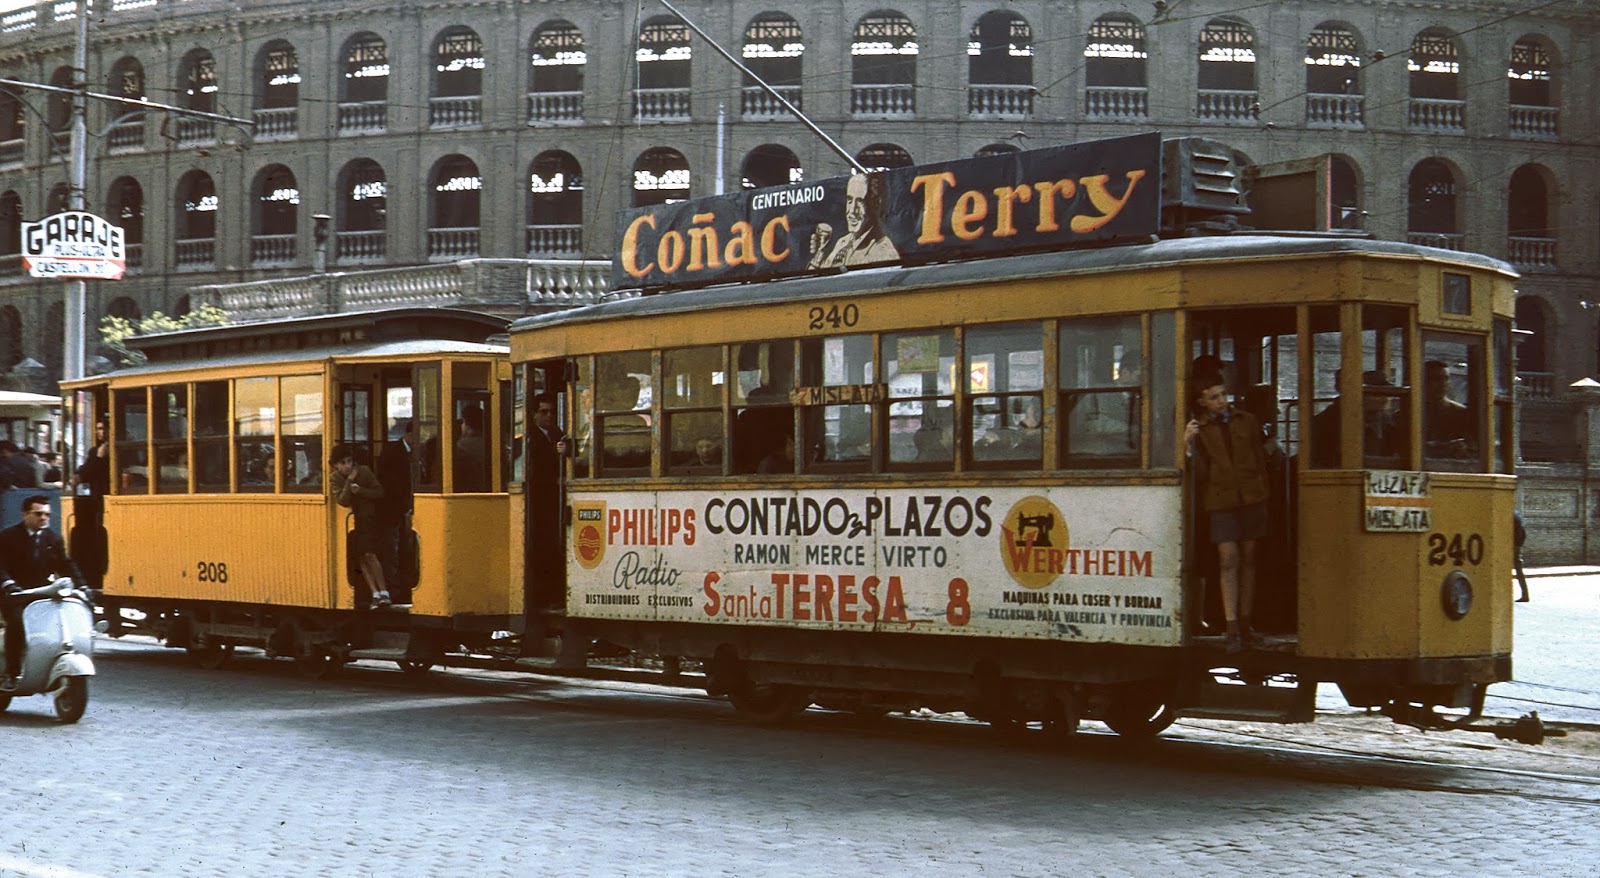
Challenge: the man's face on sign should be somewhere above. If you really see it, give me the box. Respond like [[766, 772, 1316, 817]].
[[845, 176, 868, 234]]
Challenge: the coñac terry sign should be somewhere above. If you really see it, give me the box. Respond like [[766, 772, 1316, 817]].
[[613, 132, 1160, 292], [22, 211, 127, 280]]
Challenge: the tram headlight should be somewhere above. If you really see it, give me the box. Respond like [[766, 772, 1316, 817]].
[[1441, 571, 1473, 620]]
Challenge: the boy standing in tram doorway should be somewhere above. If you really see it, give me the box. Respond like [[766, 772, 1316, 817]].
[[1185, 371, 1271, 654]]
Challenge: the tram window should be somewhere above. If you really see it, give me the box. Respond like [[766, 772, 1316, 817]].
[[112, 388, 149, 494], [969, 323, 1043, 469], [1361, 305, 1410, 468], [1059, 316, 1141, 468], [596, 351, 652, 477], [510, 367, 526, 485], [570, 358, 592, 479], [664, 346, 725, 475], [1306, 306, 1343, 468], [1493, 319, 1514, 474], [414, 364, 442, 491], [885, 329, 954, 469], [280, 375, 323, 492], [234, 377, 277, 492], [799, 335, 872, 472], [1149, 313, 1175, 468], [732, 341, 794, 474], [193, 382, 229, 492], [152, 384, 189, 494], [1422, 334, 1485, 471]]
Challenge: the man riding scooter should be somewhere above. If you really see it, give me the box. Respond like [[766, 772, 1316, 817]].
[[0, 495, 83, 691]]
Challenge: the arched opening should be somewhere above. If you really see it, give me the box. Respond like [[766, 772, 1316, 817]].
[[856, 143, 912, 171], [1509, 36, 1558, 139], [107, 177, 144, 267], [46, 66, 73, 133], [1508, 164, 1555, 269], [1305, 22, 1362, 127], [251, 164, 299, 265], [636, 16, 691, 120], [337, 159, 387, 262], [0, 191, 19, 269], [975, 143, 1020, 158], [0, 88, 23, 148], [528, 150, 584, 256], [340, 33, 389, 132], [1330, 155, 1361, 230], [428, 155, 482, 260], [432, 28, 485, 127], [1406, 159, 1459, 248], [174, 170, 218, 266], [177, 49, 218, 143], [740, 144, 802, 190], [968, 11, 1032, 117], [1409, 29, 1463, 130], [256, 40, 300, 109], [632, 147, 690, 207], [529, 21, 586, 123], [852, 11, 917, 116], [1513, 296, 1549, 374], [1197, 17, 1256, 122], [105, 296, 141, 323], [0, 305, 21, 371], [107, 57, 146, 150], [742, 13, 803, 117]]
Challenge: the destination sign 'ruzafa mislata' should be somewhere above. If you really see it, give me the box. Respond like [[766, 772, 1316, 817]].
[[613, 132, 1161, 292]]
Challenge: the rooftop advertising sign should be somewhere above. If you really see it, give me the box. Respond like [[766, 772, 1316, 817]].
[[22, 211, 127, 280], [613, 132, 1161, 292]]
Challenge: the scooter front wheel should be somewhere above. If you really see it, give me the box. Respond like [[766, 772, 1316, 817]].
[[54, 677, 87, 724]]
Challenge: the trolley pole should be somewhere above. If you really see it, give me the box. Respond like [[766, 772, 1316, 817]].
[[64, 0, 89, 382]]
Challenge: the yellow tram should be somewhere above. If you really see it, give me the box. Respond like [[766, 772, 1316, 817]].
[[61, 309, 517, 674], [508, 135, 1520, 736]]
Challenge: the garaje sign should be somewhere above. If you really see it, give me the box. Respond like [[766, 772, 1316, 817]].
[[613, 132, 1160, 292], [22, 211, 127, 280], [566, 485, 1182, 647]]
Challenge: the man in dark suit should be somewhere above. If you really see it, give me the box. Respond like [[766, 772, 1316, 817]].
[[0, 495, 83, 689], [376, 421, 417, 599]]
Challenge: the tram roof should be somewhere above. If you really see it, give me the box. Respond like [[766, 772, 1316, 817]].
[[83, 338, 509, 382], [511, 234, 1517, 333]]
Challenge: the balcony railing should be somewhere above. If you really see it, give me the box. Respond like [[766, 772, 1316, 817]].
[[175, 116, 212, 146], [1305, 93, 1363, 129], [1517, 371, 1555, 399], [1409, 97, 1465, 132], [429, 96, 482, 128], [1406, 231, 1464, 251], [527, 224, 583, 258], [851, 84, 915, 116], [174, 238, 215, 268], [1085, 86, 1148, 121], [106, 117, 144, 153], [427, 227, 480, 261], [1509, 236, 1557, 271], [741, 85, 801, 119], [1509, 104, 1558, 140], [968, 84, 1033, 118], [335, 229, 386, 264], [0, 138, 21, 166], [124, 242, 143, 271], [1196, 89, 1257, 124], [336, 101, 386, 134], [252, 107, 297, 140], [527, 90, 583, 124], [250, 233, 296, 266], [633, 87, 691, 121]]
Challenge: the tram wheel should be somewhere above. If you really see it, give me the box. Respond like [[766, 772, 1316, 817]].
[[1102, 691, 1177, 738], [189, 637, 234, 670], [728, 684, 810, 724], [54, 677, 88, 724]]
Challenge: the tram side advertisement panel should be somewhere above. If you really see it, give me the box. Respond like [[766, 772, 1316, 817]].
[[569, 487, 1181, 647]]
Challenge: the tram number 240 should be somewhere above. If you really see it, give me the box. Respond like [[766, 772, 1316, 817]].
[[1427, 532, 1484, 567]]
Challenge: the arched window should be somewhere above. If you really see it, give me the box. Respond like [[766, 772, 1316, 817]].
[[856, 143, 913, 172], [1513, 296, 1549, 374], [1409, 28, 1464, 131], [0, 191, 20, 266], [46, 66, 73, 132], [968, 11, 1032, 118], [975, 143, 1020, 158], [339, 33, 389, 132], [177, 49, 218, 144], [0, 305, 21, 371], [528, 151, 583, 256], [852, 11, 917, 116], [432, 28, 485, 127], [1508, 164, 1555, 269], [428, 155, 482, 260], [1305, 22, 1362, 128], [108, 176, 144, 268], [0, 88, 22, 165], [636, 16, 691, 120], [106, 57, 146, 151], [174, 170, 218, 267], [1330, 156, 1361, 230], [255, 40, 300, 139], [529, 21, 585, 123], [1509, 36, 1558, 139], [742, 13, 803, 117], [336, 159, 387, 263], [740, 144, 802, 189], [632, 147, 690, 207], [251, 164, 299, 265], [1197, 17, 1257, 122], [1406, 159, 1460, 249]]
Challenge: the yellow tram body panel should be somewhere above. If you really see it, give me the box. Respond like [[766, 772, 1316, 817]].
[[1298, 473, 1515, 661], [103, 495, 332, 607], [406, 494, 515, 618]]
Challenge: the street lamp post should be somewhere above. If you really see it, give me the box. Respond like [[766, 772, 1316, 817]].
[[65, 0, 89, 382]]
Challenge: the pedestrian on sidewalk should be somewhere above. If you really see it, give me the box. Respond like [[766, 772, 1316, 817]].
[[1514, 511, 1530, 603]]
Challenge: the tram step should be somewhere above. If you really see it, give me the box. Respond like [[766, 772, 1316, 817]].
[[1181, 673, 1316, 724]]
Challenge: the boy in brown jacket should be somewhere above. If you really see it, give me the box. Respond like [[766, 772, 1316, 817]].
[[1185, 372, 1270, 653]]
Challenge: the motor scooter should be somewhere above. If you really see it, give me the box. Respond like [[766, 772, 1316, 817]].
[[0, 577, 102, 723]]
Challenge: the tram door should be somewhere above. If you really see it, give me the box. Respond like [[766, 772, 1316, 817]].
[[521, 360, 568, 630], [335, 366, 425, 603], [1186, 307, 1302, 636]]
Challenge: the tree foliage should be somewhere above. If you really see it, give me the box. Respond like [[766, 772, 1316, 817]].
[[99, 303, 230, 367]]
